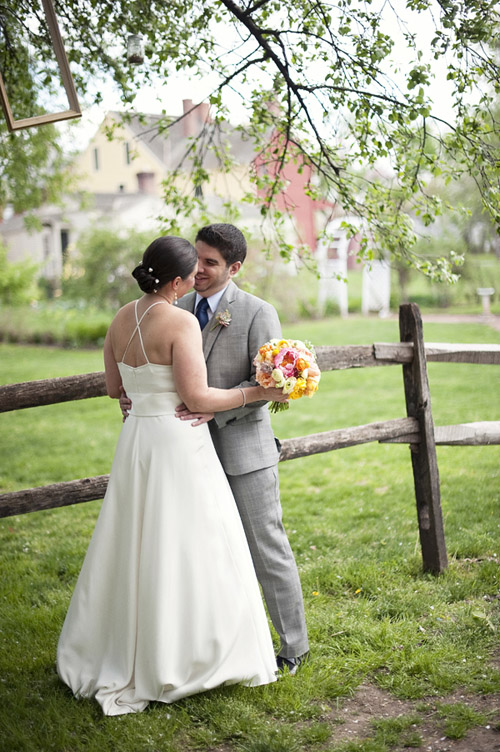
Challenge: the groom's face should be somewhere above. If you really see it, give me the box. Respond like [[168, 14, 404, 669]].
[[194, 240, 240, 297]]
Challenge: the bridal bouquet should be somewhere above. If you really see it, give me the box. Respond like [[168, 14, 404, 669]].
[[254, 338, 321, 413]]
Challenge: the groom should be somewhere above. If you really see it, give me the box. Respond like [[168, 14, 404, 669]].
[[176, 223, 308, 672]]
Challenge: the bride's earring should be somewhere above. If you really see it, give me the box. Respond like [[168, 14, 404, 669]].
[[174, 291, 178, 305]]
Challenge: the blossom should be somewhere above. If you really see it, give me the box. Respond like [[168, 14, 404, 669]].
[[271, 368, 286, 388], [305, 378, 319, 397], [282, 376, 297, 394], [296, 357, 309, 372], [289, 377, 307, 399]]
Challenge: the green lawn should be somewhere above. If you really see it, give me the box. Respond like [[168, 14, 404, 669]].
[[1, 315, 499, 752]]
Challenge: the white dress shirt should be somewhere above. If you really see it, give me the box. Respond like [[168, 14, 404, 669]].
[[195, 286, 228, 324]]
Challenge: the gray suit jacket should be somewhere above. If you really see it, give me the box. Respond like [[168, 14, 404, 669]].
[[178, 280, 281, 475]]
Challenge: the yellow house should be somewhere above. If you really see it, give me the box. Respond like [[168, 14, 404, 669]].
[[71, 100, 255, 205], [1, 100, 258, 291]]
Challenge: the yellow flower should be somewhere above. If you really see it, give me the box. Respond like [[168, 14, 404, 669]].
[[290, 376, 307, 399], [290, 377, 307, 399], [312, 591, 319, 596], [305, 378, 319, 397]]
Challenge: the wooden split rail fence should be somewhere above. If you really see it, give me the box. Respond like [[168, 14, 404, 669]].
[[1, 303, 499, 574]]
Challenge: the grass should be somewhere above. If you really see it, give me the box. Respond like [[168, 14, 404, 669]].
[[0, 315, 499, 751], [435, 701, 489, 739]]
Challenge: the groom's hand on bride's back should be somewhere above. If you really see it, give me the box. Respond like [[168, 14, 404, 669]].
[[175, 403, 214, 427], [119, 386, 132, 422]]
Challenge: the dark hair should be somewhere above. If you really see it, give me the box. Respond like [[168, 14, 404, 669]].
[[132, 236, 197, 293], [195, 223, 247, 265]]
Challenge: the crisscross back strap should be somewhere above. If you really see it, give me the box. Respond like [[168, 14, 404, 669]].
[[121, 300, 165, 364]]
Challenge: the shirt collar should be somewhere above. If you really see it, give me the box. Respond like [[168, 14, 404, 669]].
[[195, 285, 228, 315]]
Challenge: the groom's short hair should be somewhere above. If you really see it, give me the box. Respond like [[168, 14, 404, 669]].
[[196, 223, 247, 266]]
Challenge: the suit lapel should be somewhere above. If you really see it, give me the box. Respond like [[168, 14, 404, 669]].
[[202, 281, 237, 360], [180, 292, 197, 314]]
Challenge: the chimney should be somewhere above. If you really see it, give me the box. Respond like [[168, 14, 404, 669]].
[[182, 99, 210, 137], [136, 172, 156, 194], [197, 102, 210, 125]]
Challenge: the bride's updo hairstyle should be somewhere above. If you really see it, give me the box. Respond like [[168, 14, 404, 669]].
[[132, 236, 197, 293]]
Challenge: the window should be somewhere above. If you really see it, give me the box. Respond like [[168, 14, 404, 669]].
[[60, 229, 69, 265], [327, 235, 343, 260]]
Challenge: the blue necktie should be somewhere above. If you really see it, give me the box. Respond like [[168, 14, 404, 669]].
[[195, 297, 210, 330]]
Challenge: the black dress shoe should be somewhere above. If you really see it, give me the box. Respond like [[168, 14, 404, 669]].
[[276, 652, 309, 676]]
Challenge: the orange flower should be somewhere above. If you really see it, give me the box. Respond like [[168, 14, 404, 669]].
[[259, 372, 276, 388], [296, 357, 309, 372]]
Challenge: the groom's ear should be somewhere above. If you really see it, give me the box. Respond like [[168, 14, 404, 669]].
[[228, 261, 242, 278]]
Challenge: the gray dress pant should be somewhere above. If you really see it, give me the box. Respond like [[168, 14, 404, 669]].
[[227, 465, 309, 659]]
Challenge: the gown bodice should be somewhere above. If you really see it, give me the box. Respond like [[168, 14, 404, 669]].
[[118, 363, 180, 416]]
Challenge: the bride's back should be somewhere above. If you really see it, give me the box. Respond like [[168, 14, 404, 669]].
[[110, 298, 179, 367]]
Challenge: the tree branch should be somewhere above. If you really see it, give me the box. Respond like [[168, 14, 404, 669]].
[[218, 0, 341, 175]]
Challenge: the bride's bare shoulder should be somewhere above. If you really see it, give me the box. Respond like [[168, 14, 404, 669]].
[[109, 300, 136, 327], [169, 305, 198, 328]]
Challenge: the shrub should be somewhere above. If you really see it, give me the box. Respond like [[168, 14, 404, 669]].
[[0, 242, 39, 305], [62, 226, 157, 308]]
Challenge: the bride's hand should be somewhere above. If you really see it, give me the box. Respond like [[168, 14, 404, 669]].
[[119, 386, 132, 422], [263, 386, 290, 403], [175, 403, 214, 426]]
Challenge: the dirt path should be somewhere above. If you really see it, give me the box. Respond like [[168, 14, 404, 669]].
[[327, 682, 500, 751]]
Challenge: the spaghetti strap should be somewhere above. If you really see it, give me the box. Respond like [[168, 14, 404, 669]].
[[121, 300, 166, 365]]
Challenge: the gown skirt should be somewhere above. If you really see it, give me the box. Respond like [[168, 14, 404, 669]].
[[57, 363, 277, 716]]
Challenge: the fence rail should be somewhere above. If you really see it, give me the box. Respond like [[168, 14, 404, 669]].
[[1, 304, 499, 573], [1, 343, 499, 414]]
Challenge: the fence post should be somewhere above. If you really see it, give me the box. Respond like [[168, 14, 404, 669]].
[[399, 303, 448, 573]]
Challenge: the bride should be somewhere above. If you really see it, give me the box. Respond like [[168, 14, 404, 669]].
[[56, 235, 287, 716]]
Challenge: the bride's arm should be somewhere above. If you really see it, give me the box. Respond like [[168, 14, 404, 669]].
[[104, 328, 123, 399], [172, 315, 287, 413]]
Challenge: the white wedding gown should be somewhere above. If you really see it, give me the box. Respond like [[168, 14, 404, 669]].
[[57, 302, 277, 715]]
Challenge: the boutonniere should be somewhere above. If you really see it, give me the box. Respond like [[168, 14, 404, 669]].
[[211, 309, 232, 330]]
